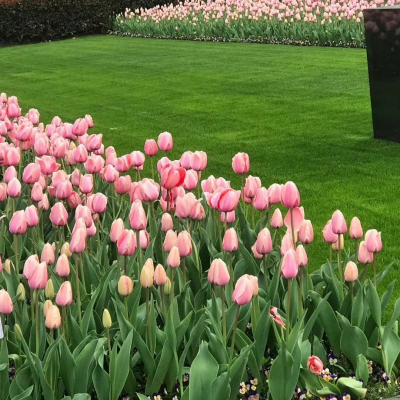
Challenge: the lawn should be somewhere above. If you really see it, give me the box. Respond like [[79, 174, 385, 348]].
[[1, 35, 399, 305]]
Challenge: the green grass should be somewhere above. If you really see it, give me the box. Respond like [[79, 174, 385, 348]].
[[1, 35, 399, 308]]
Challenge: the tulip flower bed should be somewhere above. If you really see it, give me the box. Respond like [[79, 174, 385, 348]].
[[0, 93, 400, 400], [112, 0, 400, 47]]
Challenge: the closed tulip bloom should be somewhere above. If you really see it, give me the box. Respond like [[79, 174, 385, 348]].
[[163, 229, 178, 252], [73, 118, 88, 137], [144, 139, 158, 156], [114, 175, 132, 194], [178, 231, 192, 257], [4, 147, 20, 167], [86, 222, 97, 237], [296, 245, 308, 267], [56, 254, 70, 277], [28, 262, 48, 290], [281, 181, 300, 208], [129, 201, 147, 231], [176, 192, 197, 219], [332, 235, 344, 251], [244, 176, 261, 199], [9, 210, 28, 234], [31, 182, 43, 203], [115, 155, 131, 173], [23, 254, 39, 280], [25, 205, 39, 227], [16, 283, 25, 302], [190, 151, 207, 171], [4, 166, 17, 183], [322, 220, 339, 244], [139, 178, 160, 202], [50, 202, 69, 226], [41, 243, 55, 265], [36, 155, 60, 175], [308, 356, 324, 375], [92, 193, 107, 214], [232, 275, 254, 305], [7, 177, 21, 197], [117, 229, 136, 256], [110, 218, 124, 243], [217, 189, 241, 213], [183, 169, 199, 191], [85, 114, 94, 128], [67, 192, 81, 209], [299, 220, 314, 244], [255, 228, 273, 255], [222, 228, 239, 252], [246, 275, 259, 295], [43, 300, 53, 317], [208, 259, 230, 286], [55, 180, 72, 200], [154, 264, 168, 285], [331, 210, 347, 234], [161, 166, 186, 189], [167, 246, 180, 268], [101, 165, 119, 183], [270, 208, 284, 229], [251, 243, 263, 259], [22, 163, 41, 184], [253, 187, 269, 211], [86, 134, 103, 152], [45, 279, 55, 299], [161, 213, 173, 232], [0, 183, 7, 202], [70, 227, 87, 253], [27, 108, 40, 124], [56, 281, 73, 306], [75, 205, 93, 228], [70, 169, 81, 186], [118, 275, 134, 296], [284, 207, 305, 233], [281, 249, 298, 279], [45, 305, 61, 329], [0, 289, 13, 314], [102, 309, 112, 329], [139, 230, 150, 249], [179, 151, 193, 169], [358, 241, 374, 264], [158, 131, 173, 151], [349, 217, 363, 239], [61, 242, 72, 258], [140, 265, 154, 288], [4, 259, 11, 275], [130, 151, 145, 169], [365, 229, 382, 253], [6, 103, 21, 119], [344, 261, 358, 282], [232, 152, 250, 174], [34, 137, 49, 156], [79, 174, 93, 194]]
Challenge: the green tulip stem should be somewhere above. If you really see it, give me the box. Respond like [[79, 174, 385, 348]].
[[160, 285, 167, 322], [115, 194, 124, 220], [170, 268, 175, 309], [50, 329, 54, 344], [75, 256, 82, 329], [290, 208, 296, 248], [79, 252, 86, 291], [146, 288, 153, 355], [337, 236, 344, 300], [286, 279, 292, 341], [182, 257, 186, 285], [150, 157, 155, 180], [35, 290, 40, 356], [61, 307, 67, 339], [299, 269, 303, 316], [229, 305, 241, 366], [106, 328, 112, 356], [13, 234, 19, 278], [373, 255, 377, 287], [221, 286, 227, 346], [241, 175, 245, 202], [136, 230, 142, 274], [124, 255, 128, 276], [251, 206, 255, 229], [166, 189, 170, 213], [229, 253, 234, 297], [124, 297, 129, 319], [111, 185, 116, 219], [350, 282, 354, 305], [354, 239, 359, 262]]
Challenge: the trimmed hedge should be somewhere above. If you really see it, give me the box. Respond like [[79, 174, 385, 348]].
[[0, 0, 172, 46]]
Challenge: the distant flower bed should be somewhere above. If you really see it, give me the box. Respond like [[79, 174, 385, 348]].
[[112, 0, 400, 47]]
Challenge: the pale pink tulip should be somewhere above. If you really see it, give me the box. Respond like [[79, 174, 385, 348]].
[[178, 231, 192, 257], [331, 210, 347, 234], [232, 152, 250, 174], [144, 139, 158, 156], [358, 241, 374, 264], [365, 229, 382, 253], [270, 208, 283, 228], [222, 228, 239, 252], [296, 245, 308, 267], [28, 262, 48, 290], [161, 213, 174, 232], [56, 254, 70, 277], [232, 275, 254, 305], [281, 249, 298, 279], [255, 228, 273, 255], [322, 220, 338, 244], [299, 220, 314, 244], [208, 259, 230, 286], [167, 246, 180, 268], [0, 290, 13, 314], [349, 217, 363, 239], [281, 181, 300, 208], [56, 281, 73, 306], [253, 187, 269, 211], [154, 264, 167, 285], [158, 131, 173, 151]]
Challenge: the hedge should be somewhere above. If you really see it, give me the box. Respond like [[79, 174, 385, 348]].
[[0, 0, 172, 46]]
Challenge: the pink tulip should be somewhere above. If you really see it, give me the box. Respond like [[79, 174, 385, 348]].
[[114, 176, 132, 194], [15, 121, 33, 142], [79, 174, 93, 194], [6, 103, 21, 119], [281, 249, 298, 279], [270, 208, 283, 229], [129, 201, 147, 230], [23, 255, 39, 279], [308, 356, 324, 375], [70, 227, 87, 253], [144, 139, 158, 156], [25, 205, 39, 227], [0, 183, 7, 202], [55, 281, 73, 306], [281, 181, 300, 208], [52, 116, 62, 126], [208, 259, 230, 286], [178, 231, 192, 257], [163, 229, 178, 252], [222, 228, 239, 252], [217, 189, 241, 213], [253, 187, 269, 211], [251, 244, 263, 259], [55, 180, 72, 200], [139, 178, 160, 201], [0, 290, 13, 314], [101, 164, 119, 183], [232, 275, 254, 305], [70, 169, 81, 186], [232, 152, 250, 174], [191, 151, 207, 171], [344, 261, 358, 282], [7, 177, 21, 197], [220, 210, 235, 224], [158, 131, 173, 151], [281, 233, 295, 255], [75, 205, 93, 228], [36, 155, 60, 175], [34, 137, 49, 156], [299, 220, 314, 244], [244, 176, 261, 199], [349, 217, 363, 239], [91, 193, 107, 214], [50, 138, 68, 158], [296, 245, 308, 267], [176, 192, 197, 219], [41, 243, 55, 265], [180, 151, 193, 169], [30, 182, 43, 202], [154, 264, 168, 285], [84, 155, 104, 174], [161, 166, 186, 189], [183, 169, 199, 191], [117, 229, 137, 256], [284, 207, 305, 232], [85, 114, 94, 128], [45, 305, 61, 329], [86, 221, 97, 237], [27, 108, 40, 124], [73, 118, 88, 136], [22, 163, 41, 184], [139, 230, 150, 249], [73, 144, 88, 164], [67, 192, 81, 209], [86, 134, 103, 152], [115, 155, 131, 173], [167, 246, 180, 268], [28, 262, 48, 290], [255, 228, 273, 255], [130, 151, 145, 169], [331, 210, 347, 234], [322, 220, 338, 244], [365, 229, 382, 253], [50, 203, 69, 226], [110, 218, 124, 242], [9, 210, 28, 234], [270, 307, 285, 329], [4, 147, 20, 167], [118, 275, 134, 296], [358, 241, 374, 264], [56, 254, 70, 277], [161, 213, 174, 232]]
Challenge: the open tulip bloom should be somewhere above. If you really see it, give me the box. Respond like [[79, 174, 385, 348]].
[[0, 94, 395, 400]]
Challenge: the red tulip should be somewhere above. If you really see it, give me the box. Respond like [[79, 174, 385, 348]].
[[161, 166, 186, 190], [308, 356, 324, 375]]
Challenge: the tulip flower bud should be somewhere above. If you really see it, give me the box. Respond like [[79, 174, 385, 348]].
[[154, 264, 168, 285], [43, 300, 53, 317], [161, 213, 173, 232], [56, 281, 73, 306], [281, 249, 298, 279], [45, 305, 61, 329], [270, 209, 283, 229], [41, 243, 55, 265], [16, 283, 26, 302], [167, 246, 180, 268], [14, 324, 23, 342], [349, 217, 363, 240], [332, 235, 344, 251], [358, 241, 374, 264], [140, 265, 154, 288], [144, 258, 155, 273], [344, 261, 359, 282], [4, 259, 11, 275], [45, 279, 55, 299], [178, 231, 192, 257], [118, 275, 134, 296], [232, 275, 254, 305], [0, 289, 13, 314], [308, 356, 324, 375], [163, 229, 178, 252], [60, 242, 72, 258], [102, 309, 112, 329], [222, 228, 239, 253], [164, 277, 172, 295]]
